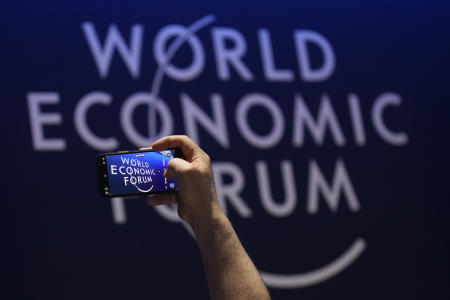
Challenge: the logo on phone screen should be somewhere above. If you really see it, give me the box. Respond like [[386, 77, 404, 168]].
[[106, 150, 176, 195]]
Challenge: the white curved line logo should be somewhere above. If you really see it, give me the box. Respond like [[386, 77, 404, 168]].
[[150, 14, 367, 289], [260, 238, 366, 288], [133, 184, 153, 193]]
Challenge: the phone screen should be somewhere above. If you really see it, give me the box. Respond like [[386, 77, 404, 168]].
[[104, 150, 178, 196]]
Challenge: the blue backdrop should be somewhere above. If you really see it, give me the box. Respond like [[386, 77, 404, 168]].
[[4, 1, 450, 299]]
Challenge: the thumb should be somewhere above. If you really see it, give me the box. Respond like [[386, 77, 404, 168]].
[[164, 158, 191, 179]]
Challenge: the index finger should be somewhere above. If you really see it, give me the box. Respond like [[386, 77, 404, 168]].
[[151, 135, 202, 161], [146, 194, 178, 206]]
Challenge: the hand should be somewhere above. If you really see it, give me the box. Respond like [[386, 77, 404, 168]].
[[146, 135, 223, 229], [146, 136, 271, 300]]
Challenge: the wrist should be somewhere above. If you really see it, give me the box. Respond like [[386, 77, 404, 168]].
[[189, 201, 227, 238]]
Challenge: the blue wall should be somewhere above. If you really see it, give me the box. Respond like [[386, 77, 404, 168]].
[[4, 1, 450, 299]]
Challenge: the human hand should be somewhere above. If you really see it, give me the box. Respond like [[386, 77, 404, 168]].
[[146, 135, 223, 230], [146, 136, 271, 300]]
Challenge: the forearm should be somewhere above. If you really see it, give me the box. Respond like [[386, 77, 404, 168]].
[[192, 205, 271, 300], [149, 136, 270, 299]]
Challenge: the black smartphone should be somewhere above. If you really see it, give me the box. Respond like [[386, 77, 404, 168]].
[[96, 148, 184, 198]]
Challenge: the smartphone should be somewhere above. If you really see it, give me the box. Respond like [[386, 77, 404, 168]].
[[96, 148, 184, 198]]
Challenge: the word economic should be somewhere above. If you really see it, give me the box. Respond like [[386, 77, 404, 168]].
[[110, 156, 154, 187], [26, 22, 409, 218]]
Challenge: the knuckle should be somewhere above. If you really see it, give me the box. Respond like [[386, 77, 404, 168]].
[[200, 168, 211, 177], [198, 166, 211, 177], [167, 164, 176, 173], [178, 165, 208, 178], [177, 165, 192, 175]]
